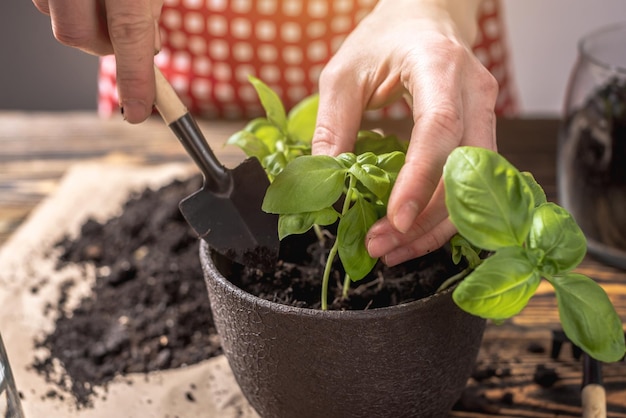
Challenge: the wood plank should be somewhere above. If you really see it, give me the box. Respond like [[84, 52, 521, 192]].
[[0, 111, 246, 245]]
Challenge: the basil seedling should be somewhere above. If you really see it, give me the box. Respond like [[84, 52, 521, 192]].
[[443, 147, 625, 363], [263, 151, 404, 310]]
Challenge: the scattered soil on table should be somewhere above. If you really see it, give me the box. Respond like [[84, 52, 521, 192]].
[[29, 174, 578, 414]]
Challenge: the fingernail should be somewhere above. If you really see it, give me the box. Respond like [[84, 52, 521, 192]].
[[120, 99, 149, 123], [381, 250, 403, 267], [367, 234, 398, 259], [154, 20, 162, 54], [391, 202, 419, 234]]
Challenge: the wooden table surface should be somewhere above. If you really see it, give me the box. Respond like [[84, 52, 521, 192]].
[[1, 112, 625, 417]]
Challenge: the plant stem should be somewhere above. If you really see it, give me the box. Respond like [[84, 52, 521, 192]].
[[313, 224, 325, 243], [321, 240, 339, 311], [436, 267, 471, 293], [321, 175, 357, 310], [342, 273, 351, 299]]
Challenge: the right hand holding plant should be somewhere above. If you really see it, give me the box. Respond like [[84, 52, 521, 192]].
[[313, 0, 498, 266]]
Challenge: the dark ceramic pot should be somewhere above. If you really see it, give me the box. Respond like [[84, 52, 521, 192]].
[[200, 240, 486, 418]]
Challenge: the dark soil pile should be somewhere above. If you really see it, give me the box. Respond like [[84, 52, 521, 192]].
[[32, 175, 222, 408]]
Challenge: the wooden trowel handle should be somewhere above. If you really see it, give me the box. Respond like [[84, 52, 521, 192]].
[[153, 65, 231, 193], [582, 384, 606, 418], [582, 354, 606, 418], [153, 66, 187, 124]]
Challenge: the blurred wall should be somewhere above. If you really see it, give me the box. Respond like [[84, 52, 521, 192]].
[[0, 1, 99, 111], [1, 1, 625, 115], [502, 0, 626, 116]]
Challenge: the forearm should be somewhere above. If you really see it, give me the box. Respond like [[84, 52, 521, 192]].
[[374, 0, 485, 45]]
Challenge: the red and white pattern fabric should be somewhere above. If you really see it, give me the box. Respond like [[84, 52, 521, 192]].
[[98, 0, 518, 120], [473, 0, 518, 116]]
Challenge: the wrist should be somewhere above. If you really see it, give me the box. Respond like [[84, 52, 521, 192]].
[[375, 0, 485, 45], [444, 0, 484, 45]]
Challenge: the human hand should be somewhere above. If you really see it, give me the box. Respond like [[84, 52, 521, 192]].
[[32, 0, 163, 123], [312, 0, 498, 266]]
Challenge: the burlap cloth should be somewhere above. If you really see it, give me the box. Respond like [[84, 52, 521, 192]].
[[0, 162, 259, 418]]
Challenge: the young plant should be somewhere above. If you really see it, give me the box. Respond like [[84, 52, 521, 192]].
[[228, 76, 407, 309], [230, 77, 625, 363], [226, 76, 319, 180], [443, 146, 626, 363], [228, 76, 407, 177], [262, 150, 405, 310]]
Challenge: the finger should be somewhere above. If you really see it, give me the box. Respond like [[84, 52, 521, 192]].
[[367, 179, 450, 258], [381, 219, 457, 266], [32, 0, 51, 15], [311, 63, 365, 157], [47, 0, 112, 55], [387, 52, 464, 234], [387, 48, 498, 234], [458, 59, 499, 151], [105, 0, 157, 123]]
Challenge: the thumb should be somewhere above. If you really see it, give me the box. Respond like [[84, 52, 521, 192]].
[[105, 0, 157, 124]]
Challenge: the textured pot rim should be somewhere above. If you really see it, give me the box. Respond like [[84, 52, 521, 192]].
[[200, 239, 459, 319]]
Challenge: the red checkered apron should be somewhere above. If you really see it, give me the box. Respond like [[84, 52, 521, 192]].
[[98, 0, 518, 119]]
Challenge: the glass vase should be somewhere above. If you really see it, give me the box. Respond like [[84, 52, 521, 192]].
[[558, 22, 626, 270]]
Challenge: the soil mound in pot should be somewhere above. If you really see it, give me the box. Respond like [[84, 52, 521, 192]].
[[31, 174, 467, 409], [230, 231, 463, 311]]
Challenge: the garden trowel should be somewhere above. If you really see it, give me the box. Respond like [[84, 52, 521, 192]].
[[153, 66, 279, 269]]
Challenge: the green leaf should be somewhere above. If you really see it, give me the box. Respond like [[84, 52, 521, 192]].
[[354, 131, 408, 155], [248, 76, 287, 132], [356, 152, 377, 165], [277, 208, 339, 240], [450, 234, 483, 268], [376, 151, 405, 178], [287, 94, 319, 144], [521, 172, 547, 207], [337, 196, 379, 281], [262, 152, 288, 179], [337, 153, 357, 168], [262, 155, 346, 214], [226, 130, 272, 161], [549, 273, 626, 362], [246, 119, 284, 152], [444, 147, 535, 251], [452, 247, 541, 320], [349, 164, 390, 200], [528, 203, 587, 275]]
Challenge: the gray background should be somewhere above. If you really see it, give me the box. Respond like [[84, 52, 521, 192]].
[[0, 0, 98, 111]]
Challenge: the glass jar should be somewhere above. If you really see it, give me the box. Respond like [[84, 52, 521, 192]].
[[558, 22, 626, 270]]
